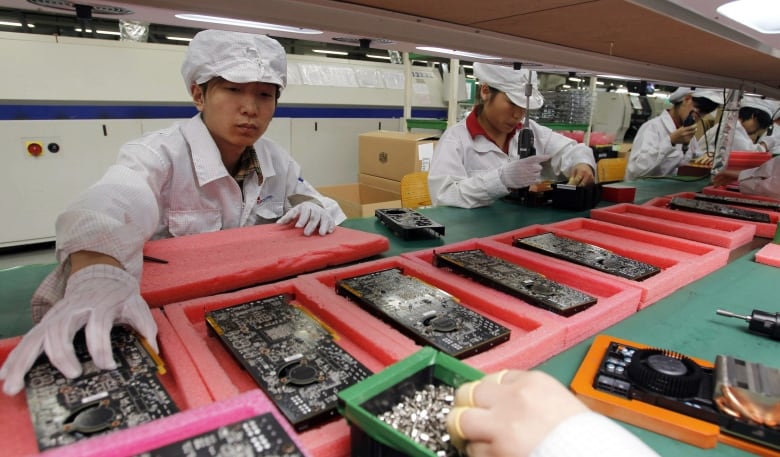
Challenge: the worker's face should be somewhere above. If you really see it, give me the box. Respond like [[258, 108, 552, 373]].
[[680, 95, 698, 121], [481, 86, 526, 134], [192, 78, 277, 156]]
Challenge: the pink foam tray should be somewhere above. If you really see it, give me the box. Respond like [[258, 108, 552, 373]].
[[485, 220, 729, 307], [163, 277, 406, 457], [401, 238, 642, 348], [304, 255, 570, 370], [590, 203, 756, 249], [643, 192, 779, 238], [40, 390, 309, 457], [140, 224, 389, 307], [701, 185, 780, 204], [755, 243, 780, 268], [1, 308, 212, 457]]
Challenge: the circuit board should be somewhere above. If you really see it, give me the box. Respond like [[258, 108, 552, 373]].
[[433, 249, 597, 316], [205, 294, 372, 431], [136, 412, 306, 457], [24, 326, 177, 451], [692, 193, 780, 211], [335, 268, 510, 358], [512, 232, 661, 281], [669, 196, 771, 223], [375, 208, 445, 240]]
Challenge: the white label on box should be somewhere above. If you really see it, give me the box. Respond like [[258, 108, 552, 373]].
[[418, 143, 434, 171]]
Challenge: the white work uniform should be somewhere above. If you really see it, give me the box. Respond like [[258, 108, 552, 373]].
[[31, 114, 345, 321], [428, 119, 596, 208], [625, 110, 702, 181], [738, 156, 780, 199], [699, 120, 767, 153]]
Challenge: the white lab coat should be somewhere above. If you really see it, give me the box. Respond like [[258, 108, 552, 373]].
[[738, 156, 780, 199], [31, 114, 345, 321], [699, 119, 765, 153], [625, 110, 703, 181], [428, 119, 596, 208]]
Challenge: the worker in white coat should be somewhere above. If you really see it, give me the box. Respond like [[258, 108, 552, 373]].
[[428, 63, 596, 209], [758, 99, 780, 155], [0, 30, 346, 396], [698, 96, 777, 156], [712, 155, 780, 199], [625, 87, 723, 180]]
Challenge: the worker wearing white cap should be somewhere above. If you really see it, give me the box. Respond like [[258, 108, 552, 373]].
[[625, 87, 723, 180], [699, 96, 778, 155], [757, 99, 780, 155], [0, 30, 345, 396], [428, 62, 596, 208]]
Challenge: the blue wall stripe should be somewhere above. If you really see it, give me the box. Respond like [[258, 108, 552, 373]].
[[0, 104, 447, 121]]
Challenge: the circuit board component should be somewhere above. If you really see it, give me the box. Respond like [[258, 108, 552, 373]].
[[670, 196, 771, 223], [335, 268, 510, 358], [434, 249, 597, 316], [136, 412, 306, 457], [205, 294, 372, 431], [513, 232, 661, 281], [25, 326, 177, 451]]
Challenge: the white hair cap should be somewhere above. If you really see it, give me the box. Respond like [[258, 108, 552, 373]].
[[181, 29, 287, 95], [740, 96, 776, 117], [669, 87, 694, 103], [668, 87, 723, 105], [473, 62, 544, 110]]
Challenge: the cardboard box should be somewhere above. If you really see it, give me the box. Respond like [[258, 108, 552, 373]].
[[359, 131, 438, 182], [318, 183, 401, 218], [358, 173, 401, 194]]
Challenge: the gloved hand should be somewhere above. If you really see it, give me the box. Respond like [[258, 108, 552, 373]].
[[277, 201, 335, 236], [499, 155, 546, 189], [0, 264, 157, 396], [759, 135, 777, 152]]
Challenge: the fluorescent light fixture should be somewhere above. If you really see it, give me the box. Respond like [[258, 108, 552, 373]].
[[561, 84, 572, 89], [597, 73, 640, 81], [568, 76, 582, 82], [461, 64, 473, 69], [0, 21, 33, 27], [416, 46, 500, 60], [596, 81, 605, 85], [717, 0, 780, 34], [313, 49, 348, 56], [75, 28, 121, 36], [366, 54, 392, 60], [175, 13, 323, 35], [166, 36, 192, 42]]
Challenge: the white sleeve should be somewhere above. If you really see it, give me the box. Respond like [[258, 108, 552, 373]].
[[531, 412, 660, 457], [738, 156, 780, 199], [283, 155, 347, 225], [532, 123, 596, 178], [625, 120, 681, 180]]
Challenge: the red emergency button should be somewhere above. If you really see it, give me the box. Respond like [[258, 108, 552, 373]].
[[27, 142, 43, 157]]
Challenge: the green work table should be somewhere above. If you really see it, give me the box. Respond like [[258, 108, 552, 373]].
[[1, 176, 775, 456]]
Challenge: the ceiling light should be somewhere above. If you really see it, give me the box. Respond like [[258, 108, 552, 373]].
[[415, 46, 500, 60], [313, 49, 348, 56], [0, 20, 34, 27], [175, 13, 323, 35], [75, 28, 121, 36], [568, 77, 582, 82], [166, 36, 192, 42], [716, 0, 780, 34], [366, 54, 391, 60]]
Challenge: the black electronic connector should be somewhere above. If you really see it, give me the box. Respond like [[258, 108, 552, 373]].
[[716, 308, 780, 340]]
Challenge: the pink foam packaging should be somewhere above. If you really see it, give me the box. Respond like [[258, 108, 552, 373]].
[[163, 277, 406, 457], [755, 243, 780, 267], [303, 255, 569, 371], [590, 203, 756, 249], [140, 224, 389, 307], [1, 309, 212, 457], [486, 220, 729, 306], [701, 185, 780, 204], [643, 193, 780, 238], [402, 238, 642, 347], [39, 390, 309, 457]]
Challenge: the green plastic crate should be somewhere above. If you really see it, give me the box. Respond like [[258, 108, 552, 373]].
[[337, 347, 484, 457]]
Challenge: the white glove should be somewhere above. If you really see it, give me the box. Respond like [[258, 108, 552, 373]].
[[276, 201, 335, 236], [759, 135, 777, 152], [0, 264, 157, 396], [499, 155, 546, 189]]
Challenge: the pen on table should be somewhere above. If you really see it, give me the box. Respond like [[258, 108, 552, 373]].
[[143, 255, 168, 264]]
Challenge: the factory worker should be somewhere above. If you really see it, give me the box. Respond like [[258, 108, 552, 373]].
[[712, 155, 780, 199], [447, 369, 660, 457], [0, 29, 346, 396], [428, 63, 596, 209], [698, 96, 778, 157], [758, 99, 780, 155], [625, 87, 723, 180]]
